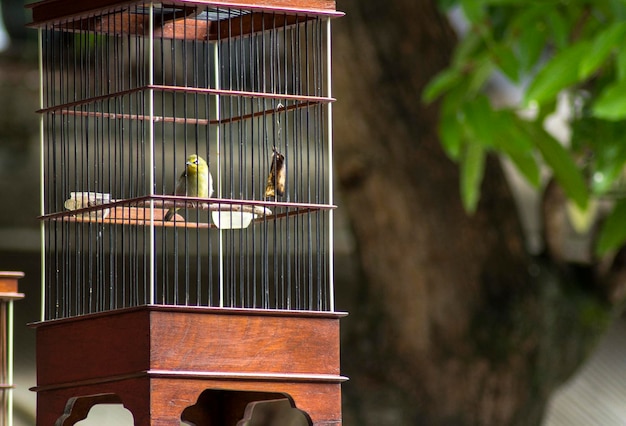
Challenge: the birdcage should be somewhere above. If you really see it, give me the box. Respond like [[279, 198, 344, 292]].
[[28, 0, 344, 424]]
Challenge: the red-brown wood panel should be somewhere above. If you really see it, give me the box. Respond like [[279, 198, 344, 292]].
[[34, 306, 345, 424], [148, 309, 341, 375], [34, 309, 151, 386], [36, 374, 342, 425], [150, 376, 343, 425], [0, 271, 24, 293], [34, 306, 345, 384], [35, 378, 151, 426]]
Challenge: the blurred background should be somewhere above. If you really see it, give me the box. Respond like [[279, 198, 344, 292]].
[[4, 0, 626, 425]]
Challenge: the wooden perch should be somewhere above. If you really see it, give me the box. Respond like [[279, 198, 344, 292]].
[[63, 192, 273, 227], [59, 192, 334, 228]]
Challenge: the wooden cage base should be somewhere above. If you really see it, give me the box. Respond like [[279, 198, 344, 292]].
[[31, 305, 347, 425]]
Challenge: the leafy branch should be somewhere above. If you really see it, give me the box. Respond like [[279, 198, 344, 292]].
[[424, 0, 626, 254]]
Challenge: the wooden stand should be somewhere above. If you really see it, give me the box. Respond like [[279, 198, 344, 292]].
[[31, 306, 346, 425], [1, 271, 25, 426]]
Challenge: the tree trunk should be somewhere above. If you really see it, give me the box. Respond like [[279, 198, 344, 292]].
[[332, 1, 613, 425]]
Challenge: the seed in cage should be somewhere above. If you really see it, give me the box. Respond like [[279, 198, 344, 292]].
[[64, 191, 111, 219], [265, 147, 286, 198]]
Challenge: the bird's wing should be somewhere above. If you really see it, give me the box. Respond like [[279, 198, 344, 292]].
[[174, 171, 188, 196]]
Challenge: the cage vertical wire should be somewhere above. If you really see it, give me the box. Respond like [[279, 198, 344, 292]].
[[35, 2, 340, 321]]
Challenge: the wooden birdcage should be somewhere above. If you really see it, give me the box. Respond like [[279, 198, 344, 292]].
[[28, 0, 344, 424]]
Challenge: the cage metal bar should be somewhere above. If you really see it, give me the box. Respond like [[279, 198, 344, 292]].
[[38, 28, 46, 322], [0, 301, 7, 426], [325, 17, 333, 311], [215, 10, 224, 308], [0, 302, 9, 426], [149, 1, 156, 305], [5, 301, 13, 426]]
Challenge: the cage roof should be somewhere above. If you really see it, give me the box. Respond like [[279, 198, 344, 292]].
[[27, 0, 342, 27]]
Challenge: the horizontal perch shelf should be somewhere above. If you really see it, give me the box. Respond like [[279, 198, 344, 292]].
[[45, 96, 330, 127], [40, 194, 335, 229], [37, 85, 335, 120]]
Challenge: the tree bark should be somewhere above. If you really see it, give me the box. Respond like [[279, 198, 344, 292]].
[[332, 1, 614, 425]]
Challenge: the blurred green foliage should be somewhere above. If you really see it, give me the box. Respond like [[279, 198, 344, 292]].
[[423, 0, 626, 255]]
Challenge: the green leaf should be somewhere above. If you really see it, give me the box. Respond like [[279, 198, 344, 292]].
[[437, 0, 458, 11], [498, 123, 541, 187], [592, 81, 626, 120], [609, 0, 626, 19], [452, 31, 484, 68], [591, 138, 626, 194], [525, 41, 591, 106], [461, 0, 486, 24], [462, 103, 540, 188], [439, 113, 463, 160], [517, 20, 547, 72], [617, 46, 626, 81], [440, 80, 470, 116], [483, 0, 527, 4], [482, 110, 540, 187], [491, 44, 520, 82], [467, 55, 494, 94], [507, 4, 551, 71], [573, 118, 626, 194], [566, 198, 598, 235], [507, 149, 541, 188], [591, 165, 623, 195], [546, 8, 570, 49], [596, 198, 626, 255], [460, 140, 486, 214], [462, 95, 496, 147], [422, 68, 462, 103], [492, 111, 534, 154], [579, 22, 626, 79], [523, 121, 589, 209]]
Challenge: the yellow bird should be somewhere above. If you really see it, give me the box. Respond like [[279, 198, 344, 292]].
[[164, 154, 213, 221]]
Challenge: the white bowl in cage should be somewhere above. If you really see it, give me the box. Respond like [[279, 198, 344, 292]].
[[211, 210, 256, 229]]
